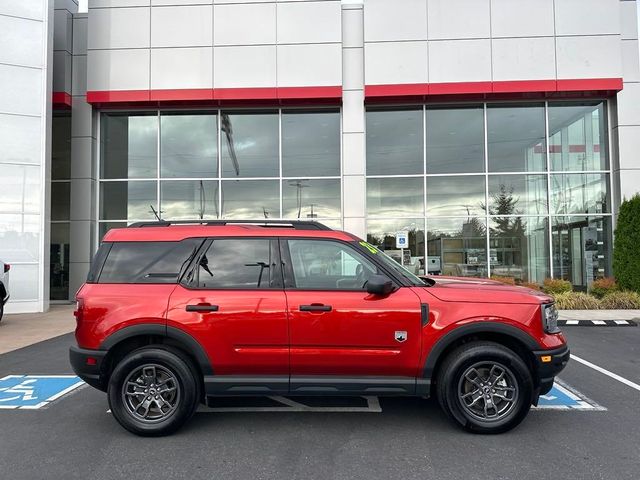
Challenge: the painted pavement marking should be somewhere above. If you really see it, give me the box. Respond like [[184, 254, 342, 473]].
[[533, 378, 606, 411], [0, 375, 85, 409], [571, 354, 640, 392]]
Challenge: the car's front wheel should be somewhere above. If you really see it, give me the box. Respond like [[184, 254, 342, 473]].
[[436, 341, 534, 434], [108, 347, 200, 436]]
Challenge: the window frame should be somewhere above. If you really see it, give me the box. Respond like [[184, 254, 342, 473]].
[[279, 237, 404, 292], [181, 236, 284, 291]]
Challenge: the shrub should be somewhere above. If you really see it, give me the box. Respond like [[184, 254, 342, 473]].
[[599, 291, 640, 309], [589, 277, 619, 299], [542, 278, 573, 295], [521, 282, 542, 292], [613, 194, 640, 292], [553, 292, 601, 310], [490, 275, 516, 285]]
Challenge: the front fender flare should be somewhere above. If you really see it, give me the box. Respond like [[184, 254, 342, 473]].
[[422, 321, 541, 379]]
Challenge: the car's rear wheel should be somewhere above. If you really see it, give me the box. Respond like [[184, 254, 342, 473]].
[[108, 347, 199, 436], [436, 341, 533, 434]]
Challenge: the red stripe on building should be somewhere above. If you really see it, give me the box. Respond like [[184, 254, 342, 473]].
[[364, 78, 623, 102], [52, 91, 72, 109], [86, 86, 342, 107]]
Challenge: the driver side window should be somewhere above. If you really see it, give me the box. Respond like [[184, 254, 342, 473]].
[[287, 239, 378, 290]]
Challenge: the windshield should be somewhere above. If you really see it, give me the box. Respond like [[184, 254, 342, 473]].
[[353, 241, 425, 286]]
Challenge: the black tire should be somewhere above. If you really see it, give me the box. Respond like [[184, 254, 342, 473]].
[[436, 341, 534, 434], [108, 346, 200, 436]]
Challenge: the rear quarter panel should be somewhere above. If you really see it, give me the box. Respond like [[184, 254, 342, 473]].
[[75, 283, 177, 349]]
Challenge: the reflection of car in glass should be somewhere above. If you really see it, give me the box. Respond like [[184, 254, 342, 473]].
[[0, 259, 9, 322], [70, 220, 568, 437]]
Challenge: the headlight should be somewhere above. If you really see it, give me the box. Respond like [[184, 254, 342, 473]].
[[541, 303, 560, 334]]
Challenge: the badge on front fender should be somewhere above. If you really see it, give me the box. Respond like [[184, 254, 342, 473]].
[[395, 331, 407, 343]]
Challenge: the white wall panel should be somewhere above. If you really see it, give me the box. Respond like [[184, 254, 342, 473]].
[[343, 175, 365, 217], [214, 45, 276, 87], [364, 41, 427, 85], [277, 44, 341, 86], [622, 39, 640, 82], [153, 0, 210, 5], [364, 0, 427, 42], [492, 37, 556, 81], [151, 47, 213, 89], [92, 0, 150, 7], [0, 15, 44, 67], [616, 125, 640, 170], [277, 1, 340, 44], [214, 3, 276, 45], [616, 82, 640, 126], [427, 0, 490, 40], [151, 5, 212, 48], [87, 49, 150, 91], [343, 47, 363, 90], [88, 7, 150, 49], [1, 0, 44, 20], [428, 39, 491, 83], [0, 64, 43, 116], [342, 132, 365, 175], [621, 0, 639, 40], [556, 35, 622, 79], [490, 0, 554, 38], [555, 0, 620, 36]]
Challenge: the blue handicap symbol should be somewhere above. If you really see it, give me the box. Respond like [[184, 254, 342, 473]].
[[535, 381, 603, 410], [0, 375, 84, 409]]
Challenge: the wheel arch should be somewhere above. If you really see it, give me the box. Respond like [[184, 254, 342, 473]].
[[424, 322, 541, 393], [99, 324, 213, 382]]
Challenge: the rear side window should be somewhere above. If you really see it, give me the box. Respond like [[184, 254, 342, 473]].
[[193, 238, 276, 289], [98, 239, 202, 284]]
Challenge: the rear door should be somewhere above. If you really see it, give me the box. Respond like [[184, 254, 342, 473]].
[[282, 238, 423, 394], [166, 237, 289, 394]]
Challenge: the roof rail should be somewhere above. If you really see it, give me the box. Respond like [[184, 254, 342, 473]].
[[127, 220, 333, 231]]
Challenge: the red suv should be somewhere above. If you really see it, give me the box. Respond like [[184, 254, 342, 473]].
[[70, 220, 568, 436]]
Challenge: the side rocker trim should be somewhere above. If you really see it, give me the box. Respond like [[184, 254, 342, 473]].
[[422, 322, 541, 379], [99, 324, 214, 375]]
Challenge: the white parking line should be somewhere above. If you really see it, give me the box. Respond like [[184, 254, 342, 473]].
[[571, 354, 640, 392]]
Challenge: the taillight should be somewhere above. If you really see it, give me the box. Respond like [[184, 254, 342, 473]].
[[3, 263, 9, 273], [74, 298, 84, 323]]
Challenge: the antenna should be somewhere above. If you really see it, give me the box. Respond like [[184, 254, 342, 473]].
[[149, 205, 162, 221]]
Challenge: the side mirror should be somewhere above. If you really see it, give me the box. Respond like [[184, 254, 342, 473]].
[[366, 274, 394, 296]]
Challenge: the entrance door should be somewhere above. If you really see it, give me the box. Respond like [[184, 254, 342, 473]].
[[282, 238, 423, 394]]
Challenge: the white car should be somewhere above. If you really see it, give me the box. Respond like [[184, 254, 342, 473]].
[[0, 259, 9, 322]]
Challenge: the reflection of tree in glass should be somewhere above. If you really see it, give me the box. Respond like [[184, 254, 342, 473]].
[[221, 113, 239, 176], [482, 184, 526, 238]]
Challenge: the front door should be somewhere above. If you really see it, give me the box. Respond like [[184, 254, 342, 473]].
[[166, 237, 288, 394], [282, 238, 423, 394]]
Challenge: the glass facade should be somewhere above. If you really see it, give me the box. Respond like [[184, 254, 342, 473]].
[[366, 102, 612, 288], [99, 109, 342, 230], [50, 115, 71, 300]]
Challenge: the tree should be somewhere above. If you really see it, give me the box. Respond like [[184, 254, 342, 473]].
[[482, 184, 526, 238], [613, 194, 640, 292]]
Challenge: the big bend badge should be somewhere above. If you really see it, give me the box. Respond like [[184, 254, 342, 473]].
[[394, 331, 407, 343]]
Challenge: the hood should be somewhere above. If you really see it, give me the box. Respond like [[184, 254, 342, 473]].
[[422, 276, 552, 305]]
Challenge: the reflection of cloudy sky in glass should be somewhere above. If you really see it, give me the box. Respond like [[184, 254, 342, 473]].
[[367, 109, 423, 175], [426, 176, 485, 216], [222, 180, 279, 219], [367, 177, 424, 217], [221, 113, 279, 178], [161, 114, 217, 178], [282, 179, 340, 219]]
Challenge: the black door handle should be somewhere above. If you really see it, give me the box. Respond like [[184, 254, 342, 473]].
[[186, 304, 219, 312], [299, 304, 332, 312]]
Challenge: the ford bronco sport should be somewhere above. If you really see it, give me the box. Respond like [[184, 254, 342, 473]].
[[70, 220, 569, 436]]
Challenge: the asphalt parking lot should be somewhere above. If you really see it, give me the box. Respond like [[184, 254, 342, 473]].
[[1, 327, 639, 480]]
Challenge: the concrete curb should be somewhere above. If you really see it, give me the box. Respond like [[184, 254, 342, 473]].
[[558, 319, 638, 327]]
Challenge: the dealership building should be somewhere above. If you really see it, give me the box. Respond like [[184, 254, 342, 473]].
[[2, 0, 640, 313]]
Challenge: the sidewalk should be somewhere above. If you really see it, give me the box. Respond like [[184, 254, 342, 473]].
[[558, 309, 640, 321], [0, 305, 75, 354]]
